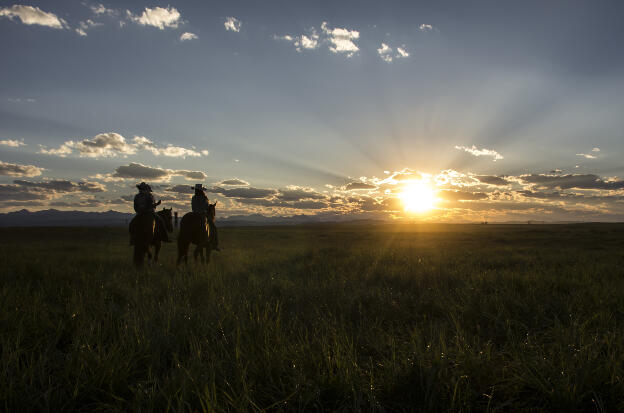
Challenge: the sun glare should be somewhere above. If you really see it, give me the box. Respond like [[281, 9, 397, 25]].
[[399, 181, 436, 213]]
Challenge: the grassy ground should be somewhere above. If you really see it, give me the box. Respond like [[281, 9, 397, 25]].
[[1, 223, 623, 412]]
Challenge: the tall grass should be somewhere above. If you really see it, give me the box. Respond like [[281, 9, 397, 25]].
[[1, 224, 623, 411]]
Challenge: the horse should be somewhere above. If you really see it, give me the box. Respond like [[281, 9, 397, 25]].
[[177, 202, 217, 265], [129, 207, 173, 267]]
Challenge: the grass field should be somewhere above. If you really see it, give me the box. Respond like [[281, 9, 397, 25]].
[[1, 223, 624, 412]]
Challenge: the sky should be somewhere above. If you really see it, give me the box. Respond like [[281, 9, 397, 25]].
[[1, 0, 624, 222]]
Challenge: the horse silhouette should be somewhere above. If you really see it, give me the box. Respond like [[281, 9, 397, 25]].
[[129, 207, 173, 267], [177, 202, 217, 265]]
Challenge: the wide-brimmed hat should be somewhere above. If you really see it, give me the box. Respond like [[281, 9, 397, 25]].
[[136, 182, 152, 192], [193, 184, 207, 191]]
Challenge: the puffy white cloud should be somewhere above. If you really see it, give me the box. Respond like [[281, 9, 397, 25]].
[[179, 32, 197, 41], [224, 16, 241, 32], [127, 6, 181, 30], [0, 161, 43, 177], [419, 24, 434, 32], [0, 139, 25, 147], [321, 21, 359, 57], [273, 30, 319, 52], [454, 145, 504, 161], [39, 133, 208, 159], [377, 43, 393, 62], [0, 5, 67, 29]]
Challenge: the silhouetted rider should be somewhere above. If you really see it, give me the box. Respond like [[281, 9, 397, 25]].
[[191, 183, 219, 250], [130, 182, 170, 243]]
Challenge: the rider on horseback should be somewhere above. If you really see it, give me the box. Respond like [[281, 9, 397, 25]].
[[191, 184, 219, 251], [130, 182, 171, 244]]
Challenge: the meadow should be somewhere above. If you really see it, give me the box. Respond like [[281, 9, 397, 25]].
[[1, 223, 623, 412]]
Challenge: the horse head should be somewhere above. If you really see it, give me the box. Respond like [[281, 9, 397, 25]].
[[159, 207, 174, 232], [207, 201, 216, 221]]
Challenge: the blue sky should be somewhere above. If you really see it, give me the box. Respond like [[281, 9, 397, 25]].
[[1, 0, 624, 221]]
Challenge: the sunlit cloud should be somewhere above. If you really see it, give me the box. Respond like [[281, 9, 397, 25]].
[[0, 139, 26, 147], [224, 16, 241, 32], [0, 161, 43, 177], [321, 21, 359, 57], [127, 6, 181, 30], [455, 145, 504, 161], [93, 163, 206, 182], [75, 19, 102, 36], [0, 5, 67, 29], [419, 23, 434, 32], [179, 32, 198, 41], [377, 43, 393, 62], [39, 133, 208, 159]]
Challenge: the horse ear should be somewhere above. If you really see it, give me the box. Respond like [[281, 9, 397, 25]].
[[213, 201, 217, 206]]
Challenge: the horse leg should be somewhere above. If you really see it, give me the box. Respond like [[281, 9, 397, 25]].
[[153, 241, 161, 263], [205, 246, 212, 263], [177, 239, 190, 266], [193, 244, 201, 263], [133, 244, 144, 267]]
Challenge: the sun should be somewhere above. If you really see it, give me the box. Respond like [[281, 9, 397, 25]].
[[399, 181, 436, 213]]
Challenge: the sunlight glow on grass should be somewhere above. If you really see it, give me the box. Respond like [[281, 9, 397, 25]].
[[399, 181, 436, 213]]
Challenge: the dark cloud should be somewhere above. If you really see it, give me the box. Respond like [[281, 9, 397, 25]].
[[344, 182, 377, 190], [165, 184, 195, 194], [520, 174, 624, 190], [475, 175, 509, 186], [0, 161, 43, 177], [0, 185, 49, 201], [235, 198, 328, 210], [218, 178, 249, 186], [111, 163, 206, 181], [13, 180, 105, 193], [276, 188, 326, 201], [438, 190, 489, 201], [208, 186, 277, 199]]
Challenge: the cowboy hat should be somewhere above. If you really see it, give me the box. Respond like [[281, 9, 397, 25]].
[[193, 183, 207, 191], [136, 182, 152, 192]]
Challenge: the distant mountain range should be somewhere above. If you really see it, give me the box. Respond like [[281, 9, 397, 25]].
[[0, 209, 386, 227]]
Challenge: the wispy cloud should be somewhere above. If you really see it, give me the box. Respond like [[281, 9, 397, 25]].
[[127, 6, 181, 30], [224, 16, 241, 32], [0, 139, 26, 147], [576, 153, 597, 159], [273, 29, 320, 52], [377, 43, 393, 62], [75, 19, 102, 36], [0, 5, 67, 29], [40, 132, 208, 159], [419, 23, 434, 32], [455, 145, 504, 161], [90, 4, 116, 17], [179, 32, 198, 41]]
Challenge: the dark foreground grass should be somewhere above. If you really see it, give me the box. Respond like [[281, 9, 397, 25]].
[[1, 223, 624, 412]]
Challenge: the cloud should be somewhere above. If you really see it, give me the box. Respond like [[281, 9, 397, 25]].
[[396, 47, 409, 58], [576, 153, 597, 159], [109, 163, 206, 182], [276, 187, 327, 201], [419, 24, 434, 32], [273, 29, 320, 52], [224, 16, 241, 32], [13, 179, 105, 193], [455, 145, 504, 161], [40, 133, 207, 159], [344, 182, 377, 190], [520, 174, 624, 190], [592, 147, 600, 152], [236, 198, 328, 210], [321, 21, 359, 57], [0, 161, 43, 177], [377, 43, 393, 62], [208, 186, 278, 199], [438, 190, 489, 201], [127, 6, 181, 30], [179, 32, 197, 41], [0, 5, 67, 29], [0, 139, 25, 147], [165, 184, 195, 194], [218, 178, 249, 186], [475, 175, 510, 186], [75, 19, 102, 36], [90, 4, 116, 16]]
